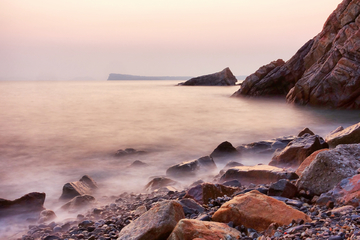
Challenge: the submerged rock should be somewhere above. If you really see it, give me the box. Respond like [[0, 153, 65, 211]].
[[179, 67, 237, 86], [166, 156, 217, 178]]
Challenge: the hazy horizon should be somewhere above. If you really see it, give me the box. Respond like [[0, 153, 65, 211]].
[[1, 0, 341, 81]]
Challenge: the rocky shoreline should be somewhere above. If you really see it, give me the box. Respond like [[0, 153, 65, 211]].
[[1, 122, 359, 240]]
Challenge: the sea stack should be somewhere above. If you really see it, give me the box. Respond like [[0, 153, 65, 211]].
[[234, 0, 360, 109], [179, 67, 237, 86]]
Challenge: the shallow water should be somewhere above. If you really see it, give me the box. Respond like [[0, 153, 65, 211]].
[[0, 80, 359, 206]]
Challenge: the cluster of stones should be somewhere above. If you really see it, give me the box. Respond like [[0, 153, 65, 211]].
[[2, 121, 359, 239]]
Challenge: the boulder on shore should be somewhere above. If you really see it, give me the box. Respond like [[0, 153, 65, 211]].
[[210, 141, 240, 161], [144, 177, 179, 192], [212, 190, 311, 232], [297, 144, 360, 195], [179, 67, 237, 86], [166, 156, 217, 178], [295, 149, 329, 177], [0, 192, 45, 218], [60, 175, 98, 200], [237, 135, 295, 155], [325, 122, 360, 148]]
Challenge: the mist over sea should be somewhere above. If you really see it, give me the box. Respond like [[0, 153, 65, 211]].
[[1, 80, 359, 208]]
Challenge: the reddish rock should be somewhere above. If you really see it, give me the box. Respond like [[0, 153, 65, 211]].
[[60, 175, 98, 200], [295, 149, 329, 177], [212, 190, 310, 232], [179, 67, 237, 86], [184, 182, 238, 205], [297, 144, 360, 195], [117, 200, 185, 240], [269, 134, 328, 168], [325, 122, 360, 148], [167, 219, 241, 240], [219, 165, 298, 185], [0, 192, 45, 217]]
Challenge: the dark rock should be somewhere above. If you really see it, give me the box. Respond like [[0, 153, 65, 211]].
[[61, 195, 96, 212], [298, 127, 315, 137], [222, 180, 242, 188], [115, 148, 146, 157], [128, 160, 148, 168], [184, 183, 238, 204], [38, 210, 56, 223], [268, 179, 298, 199], [145, 177, 178, 192], [210, 141, 241, 160], [166, 156, 217, 178], [237, 135, 295, 155], [178, 198, 204, 215], [0, 192, 45, 218], [60, 175, 98, 200], [269, 134, 329, 168], [270, 196, 304, 208], [325, 122, 360, 148], [179, 67, 237, 86]]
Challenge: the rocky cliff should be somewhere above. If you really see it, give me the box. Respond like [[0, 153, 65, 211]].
[[235, 0, 360, 109]]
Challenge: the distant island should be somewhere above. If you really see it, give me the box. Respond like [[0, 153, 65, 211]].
[[107, 73, 247, 81]]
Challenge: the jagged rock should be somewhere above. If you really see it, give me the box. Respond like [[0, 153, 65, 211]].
[[60, 195, 96, 212], [178, 198, 204, 215], [184, 182, 238, 204], [166, 156, 217, 178], [179, 67, 237, 86], [117, 200, 185, 240], [297, 144, 360, 195], [60, 175, 98, 200], [167, 219, 241, 240], [298, 128, 315, 137], [145, 177, 178, 192], [325, 122, 360, 148], [212, 190, 311, 232], [295, 149, 329, 177], [269, 134, 328, 168], [317, 174, 360, 207], [237, 136, 295, 155], [210, 141, 240, 160], [219, 165, 298, 185], [268, 179, 298, 199], [0, 192, 45, 217]]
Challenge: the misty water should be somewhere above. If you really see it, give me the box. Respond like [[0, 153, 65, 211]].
[[0, 80, 359, 226]]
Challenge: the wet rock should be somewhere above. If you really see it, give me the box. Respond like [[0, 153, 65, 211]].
[[61, 195, 96, 212], [219, 164, 298, 185], [270, 196, 304, 208], [184, 182, 238, 205], [38, 210, 56, 223], [317, 174, 360, 207], [178, 198, 204, 216], [298, 127, 315, 137], [115, 148, 146, 157], [117, 200, 184, 240], [179, 67, 237, 86], [222, 179, 242, 188], [297, 144, 360, 195], [144, 177, 178, 192], [269, 134, 329, 168], [60, 175, 98, 200], [0, 192, 45, 217], [212, 190, 310, 232], [268, 179, 298, 199], [210, 141, 241, 161], [295, 149, 329, 177], [166, 156, 217, 178], [325, 122, 360, 148], [237, 135, 295, 155], [167, 219, 241, 240]]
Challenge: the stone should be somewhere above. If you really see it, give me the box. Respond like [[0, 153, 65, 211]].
[[268, 179, 298, 199], [178, 198, 204, 215], [128, 160, 148, 168], [144, 177, 178, 192], [298, 128, 315, 137], [167, 219, 241, 240], [237, 135, 295, 155], [61, 195, 96, 212], [60, 175, 98, 200], [222, 179, 242, 188], [38, 210, 56, 223], [269, 134, 328, 168], [184, 182, 238, 205], [166, 156, 217, 178], [317, 174, 360, 207], [210, 141, 241, 161], [219, 164, 298, 185], [295, 149, 329, 177], [134, 205, 147, 216], [0, 192, 45, 217], [212, 190, 311, 232], [179, 67, 237, 86], [117, 200, 185, 240], [325, 122, 360, 148], [115, 148, 146, 157], [297, 144, 360, 195]]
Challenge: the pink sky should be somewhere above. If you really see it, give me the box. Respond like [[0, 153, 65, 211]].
[[0, 0, 341, 80]]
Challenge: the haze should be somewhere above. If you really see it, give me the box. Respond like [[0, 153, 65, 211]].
[[1, 0, 341, 80]]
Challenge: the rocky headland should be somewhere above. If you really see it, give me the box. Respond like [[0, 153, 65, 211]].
[[233, 0, 360, 109], [178, 67, 238, 86]]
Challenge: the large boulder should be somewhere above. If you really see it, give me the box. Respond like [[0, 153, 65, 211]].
[[0, 192, 45, 217], [269, 134, 329, 168], [117, 200, 185, 240], [184, 182, 238, 204], [297, 144, 360, 195], [179, 67, 237, 86], [237, 135, 295, 155], [317, 174, 360, 207], [60, 175, 98, 200], [212, 190, 310, 232], [167, 219, 241, 240], [295, 149, 329, 177], [219, 165, 298, 185], [166, 156, 217, 178], [210, 141, 240, 161], [325, 122, 360, 148]]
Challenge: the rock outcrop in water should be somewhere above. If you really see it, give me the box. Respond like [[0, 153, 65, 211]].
[[179, 67, 237, 86], [235, 0, 360, 109]]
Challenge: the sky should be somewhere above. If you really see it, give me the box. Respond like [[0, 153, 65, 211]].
[[0, 0, 342, 80]]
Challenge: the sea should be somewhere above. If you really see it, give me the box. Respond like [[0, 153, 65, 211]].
[[0, 80, 359, 212]]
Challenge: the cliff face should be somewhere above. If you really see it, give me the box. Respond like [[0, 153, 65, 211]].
[[236, 0, 360, 109]]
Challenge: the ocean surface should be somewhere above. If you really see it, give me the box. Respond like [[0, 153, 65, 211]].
[[1, 80, 359, 208]]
